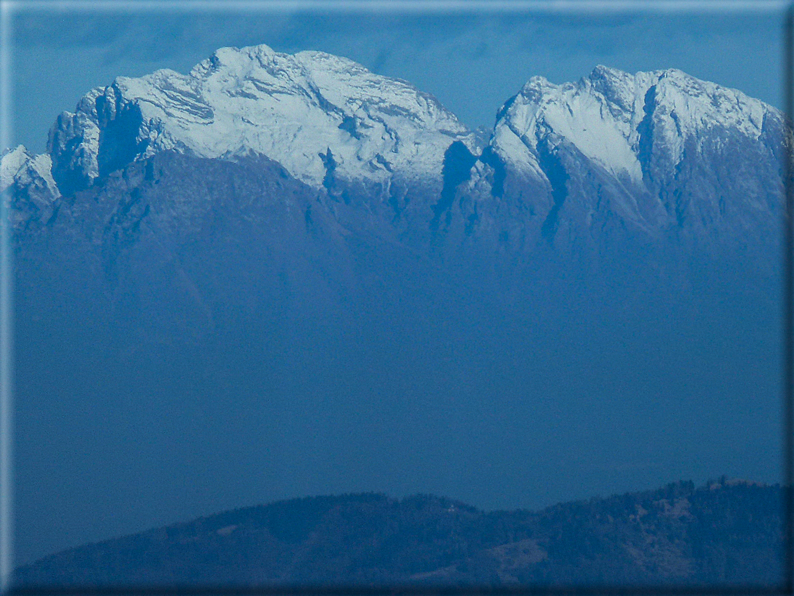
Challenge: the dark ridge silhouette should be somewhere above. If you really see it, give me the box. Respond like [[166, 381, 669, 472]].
[[14, 479, 783, 587]]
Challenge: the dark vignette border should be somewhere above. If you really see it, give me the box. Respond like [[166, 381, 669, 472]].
[[2, 2, 793, 595]]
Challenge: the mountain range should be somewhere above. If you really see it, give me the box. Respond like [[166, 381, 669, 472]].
[[4, 43, 785, 248], [4, 44, 787, 572], [3, 44, 785, 341]]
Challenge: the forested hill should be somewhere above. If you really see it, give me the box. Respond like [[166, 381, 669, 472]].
[[14, 478, 783, 587]]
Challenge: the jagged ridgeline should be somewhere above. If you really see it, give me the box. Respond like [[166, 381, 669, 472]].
[[13, 480, 784, 585]]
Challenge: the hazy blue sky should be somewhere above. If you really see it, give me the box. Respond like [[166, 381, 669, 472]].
[[7, 4, 786, 154]]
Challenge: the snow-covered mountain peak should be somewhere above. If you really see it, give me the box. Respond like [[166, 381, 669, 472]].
[[490, 65, 780, 187], [47, 43, 474, 196], [585, 65, 773, 139], [1, 145, 31, 189], [495, 69, 646, 183], [519, 75, 554, 93], [1, 145, 58, 195], [1, 145, 60, 228]]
